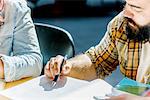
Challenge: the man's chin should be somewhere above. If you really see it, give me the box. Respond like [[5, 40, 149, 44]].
[[126, 25, 150, 41], [124, 17, 150, 41], [128, 22, 139, 31]]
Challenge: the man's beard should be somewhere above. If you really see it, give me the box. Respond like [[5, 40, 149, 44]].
[[125, 17, 150, 41]]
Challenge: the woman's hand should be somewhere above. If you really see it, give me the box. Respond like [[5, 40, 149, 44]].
[[0, 59, 4, 79]]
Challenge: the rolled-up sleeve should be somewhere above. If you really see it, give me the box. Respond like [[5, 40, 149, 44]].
[[2, 0, 43, 82], [85, 19, 119, 79]]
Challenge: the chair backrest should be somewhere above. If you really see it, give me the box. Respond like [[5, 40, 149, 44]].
[[34, 23, 75, 67]]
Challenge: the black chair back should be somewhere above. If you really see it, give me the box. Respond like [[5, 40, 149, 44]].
[[34, 23, 75, 74]]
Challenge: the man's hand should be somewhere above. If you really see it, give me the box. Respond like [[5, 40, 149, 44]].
[[44, 55, 72, 81], [45, 54, 97, 81]]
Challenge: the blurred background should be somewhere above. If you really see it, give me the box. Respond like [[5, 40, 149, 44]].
[[27, 0, 125, 86]]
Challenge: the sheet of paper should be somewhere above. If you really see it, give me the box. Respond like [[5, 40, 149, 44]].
[[0, 75, 113, 100], [61, 79, 113, 100]]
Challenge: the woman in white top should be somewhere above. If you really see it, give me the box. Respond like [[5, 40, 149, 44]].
[[0, 0, 42, 82]]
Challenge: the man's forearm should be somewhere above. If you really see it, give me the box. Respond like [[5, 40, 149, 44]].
[[67, 54, 97, 81]]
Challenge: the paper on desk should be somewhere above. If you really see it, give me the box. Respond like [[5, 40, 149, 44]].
[[0, 75, 113, 100], [61, 79, 113, 100]]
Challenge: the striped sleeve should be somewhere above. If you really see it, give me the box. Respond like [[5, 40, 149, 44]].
[[85, 17, 119, 79]]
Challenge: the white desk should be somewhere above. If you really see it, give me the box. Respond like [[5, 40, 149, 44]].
[[0, 77, 33, 100], [0, 75, 113, 100]]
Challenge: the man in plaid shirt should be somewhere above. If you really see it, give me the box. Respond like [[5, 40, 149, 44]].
[[45, 0, 150, 99], [45, 0, 150, 83]]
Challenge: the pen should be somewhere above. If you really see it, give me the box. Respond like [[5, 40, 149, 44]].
[[52, 55, 68, 86]]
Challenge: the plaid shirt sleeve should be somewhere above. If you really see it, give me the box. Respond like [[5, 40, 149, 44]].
[[85, 17, 120, 79]]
